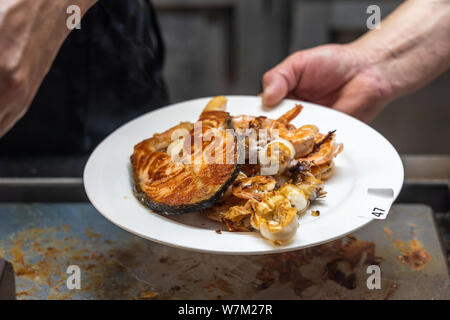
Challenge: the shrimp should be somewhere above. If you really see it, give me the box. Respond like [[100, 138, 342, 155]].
[[277, 104, 303, 124], [310, 160, 335, 180], [297, 131, 343, 166], [232, 115, 271, 132], [278, 124, 318, 158], [232, 104, 319, 158], [273, 105, 319, 157]]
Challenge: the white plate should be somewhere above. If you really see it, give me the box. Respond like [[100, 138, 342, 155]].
[[84, 96, 403, 255]]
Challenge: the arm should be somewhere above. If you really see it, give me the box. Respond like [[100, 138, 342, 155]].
[[0, 0, 97, 137], [262, 0, 450, 122]]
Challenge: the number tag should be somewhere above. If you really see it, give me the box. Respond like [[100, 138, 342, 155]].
[[358, 188, 394, 220], [371, 207, 386, 218]]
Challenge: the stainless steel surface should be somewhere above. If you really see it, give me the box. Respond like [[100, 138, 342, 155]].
[[0, 203, 448, 300], [400, 155, 450, 263]]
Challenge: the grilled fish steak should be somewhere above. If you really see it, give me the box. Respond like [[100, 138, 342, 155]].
[[131, 97, 241, 214]]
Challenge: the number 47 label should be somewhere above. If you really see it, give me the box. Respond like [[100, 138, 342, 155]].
[[371, 207, 386, 218], [359, 188, 394, 220]]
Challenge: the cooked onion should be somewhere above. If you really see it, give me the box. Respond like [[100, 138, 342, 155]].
[[259, 214, 299, 243], [278, 184, 308, 214]]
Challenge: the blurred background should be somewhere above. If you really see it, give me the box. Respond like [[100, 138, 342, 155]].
[[156, 0, 450, 155]]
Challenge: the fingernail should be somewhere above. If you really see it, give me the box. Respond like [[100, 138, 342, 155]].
[[262, 85, 275, 107]]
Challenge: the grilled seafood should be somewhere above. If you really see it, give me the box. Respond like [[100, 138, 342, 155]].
[[222, 201, 254, 232], [231, 175, 278, 201], [131, 96, 241, 214], [224, 180, 317, 243], [289, 161, 325, 200], [220, 164, 324, 242], [232, 104, 318, 158], [258, 138, 295, 175], [249, 193, 299, 243], [271, 105, 319, 157], [132, 96, 343, 244], [296, 131, 343, 180], [311, 161, 335, 180]]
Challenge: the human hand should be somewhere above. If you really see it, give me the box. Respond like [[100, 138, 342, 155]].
[[261, 43, 393, 123], [262, 0, 450, 123], [0, 0, 97, 138]]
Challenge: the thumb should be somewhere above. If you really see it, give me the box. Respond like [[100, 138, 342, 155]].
[[262, 52, 304, 108]]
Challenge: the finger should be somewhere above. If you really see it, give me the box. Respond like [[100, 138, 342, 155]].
[[261, 72, 288, 108], [332, 93, 386, 123], [0, 107, 27, 138], [286, 93, 302, 100], [0, 112, 14, 138], [262, 52, 303, 108]]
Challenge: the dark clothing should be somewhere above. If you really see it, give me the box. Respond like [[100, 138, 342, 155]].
[[0, 0, 168, 156]]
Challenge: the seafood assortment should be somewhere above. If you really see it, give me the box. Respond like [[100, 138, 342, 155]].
[[131, 96, 343, 244]]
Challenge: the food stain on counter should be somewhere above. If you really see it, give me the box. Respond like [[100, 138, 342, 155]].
[[322, 235, 381, 290], [396, 239, 431, 270], [137, 290, 158, 299], [384, 283, 399, 300], [203, 277, 233, 294], [255, 235, 382, 296], [85, 228, 102, 240], [0, 226, 159, 300], [384, 227, 431, 270], [0, 209, 442, 300], [61, 224, 71, 233]]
